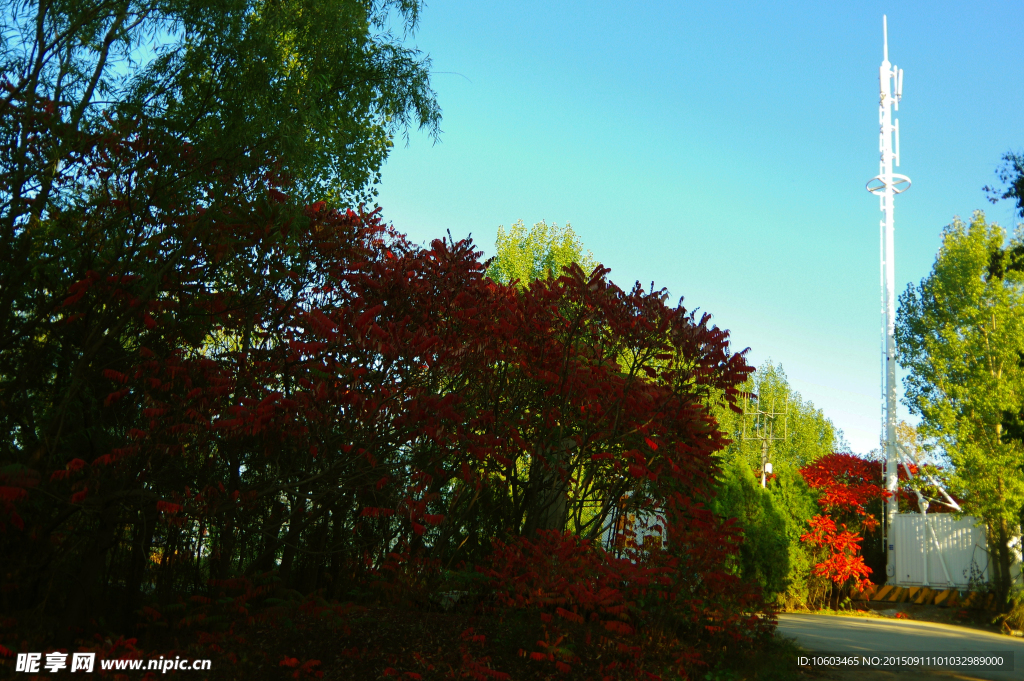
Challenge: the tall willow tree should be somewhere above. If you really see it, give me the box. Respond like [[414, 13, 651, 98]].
[[897, 211, 1024, 604]]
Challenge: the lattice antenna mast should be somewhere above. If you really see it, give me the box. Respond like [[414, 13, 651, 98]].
[[866, 15, 910, 583], [741, 391, 789, 488]]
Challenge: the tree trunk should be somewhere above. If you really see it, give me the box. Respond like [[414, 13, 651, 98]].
[[156, 524, 181, 603], [278, 506, 304, 588], [60, 504, 120, 646], [211, 463, 241, 584], [994, 517, 1013, 607], [122, 502, 157, 631], [523, 439, 573, 536], [306, 516, 330, 592], [245, 501, 286, 577], [992, 476, 1014, 607]]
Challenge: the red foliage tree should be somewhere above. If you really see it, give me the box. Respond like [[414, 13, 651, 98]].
[[798, 451, 957, 607], [799, 453, 883, 602], [1, 81, 770, 674], [478, 529, 771, 678]]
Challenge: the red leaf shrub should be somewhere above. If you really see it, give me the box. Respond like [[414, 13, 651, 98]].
[[799, 453, 887, 604], [479, 529, 773, 678], [1, 78, 773, 671]]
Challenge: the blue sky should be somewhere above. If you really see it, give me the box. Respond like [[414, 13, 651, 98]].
[[373, 1, 1024, 454]]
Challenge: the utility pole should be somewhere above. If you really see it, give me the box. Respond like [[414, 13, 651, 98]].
[[741, 391, 788, 488], [866, 15, 910, 583]]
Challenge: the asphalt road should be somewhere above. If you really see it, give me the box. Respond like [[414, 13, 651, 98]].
[[777, 614, 1024, 681]]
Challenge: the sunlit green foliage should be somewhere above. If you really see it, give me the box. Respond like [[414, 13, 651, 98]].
[[712, 458, 790, 595], [0, 0, 440, 208], [897, 211, 1024, 603], [712, 449, 820, 606], [717, 361, 842, 471], [486, 219, 596, 286], [710, 360, 843, 606]]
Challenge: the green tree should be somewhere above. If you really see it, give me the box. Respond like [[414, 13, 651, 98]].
[[0, 0, 440, 208], [985, 151, 1024, 219], [897, 211, 1024, 604], [712, 457, 799, 601], [717, 361, 841, 473], [486, 220, 596, 286], [711, 360, 841, 606], [766, 460, 821, 606], [0, 0, 439, 637]]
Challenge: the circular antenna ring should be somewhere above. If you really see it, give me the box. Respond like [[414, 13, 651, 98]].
[[866, 174, 911, 195]]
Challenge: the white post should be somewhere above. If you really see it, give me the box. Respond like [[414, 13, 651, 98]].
[[866, 15, 910, 585], [922, 505, 929, 587], [761, 437, 768, 488]]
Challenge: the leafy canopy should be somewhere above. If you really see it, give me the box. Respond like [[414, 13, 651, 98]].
[[716, 361, 842, 471], [0, 0, 441, 206], [985, 151, 1024, 219], [486, 219, 597, 286], [709, 360, 846, 607], [897, 212, 1024, 521], [896, 211, 1024, 601], [0, 0, 776, 668]]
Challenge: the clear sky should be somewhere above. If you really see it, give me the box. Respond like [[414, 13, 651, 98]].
[[373, 0, 1024, 454]]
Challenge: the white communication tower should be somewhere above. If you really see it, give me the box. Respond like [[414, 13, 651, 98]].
[[866, 15, 910, 582]]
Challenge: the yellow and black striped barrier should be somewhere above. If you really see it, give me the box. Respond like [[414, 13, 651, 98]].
[[849, 585, 993, 608]]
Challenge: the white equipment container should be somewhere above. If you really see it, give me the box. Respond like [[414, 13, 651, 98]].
[[892, 513, 988, 588]]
